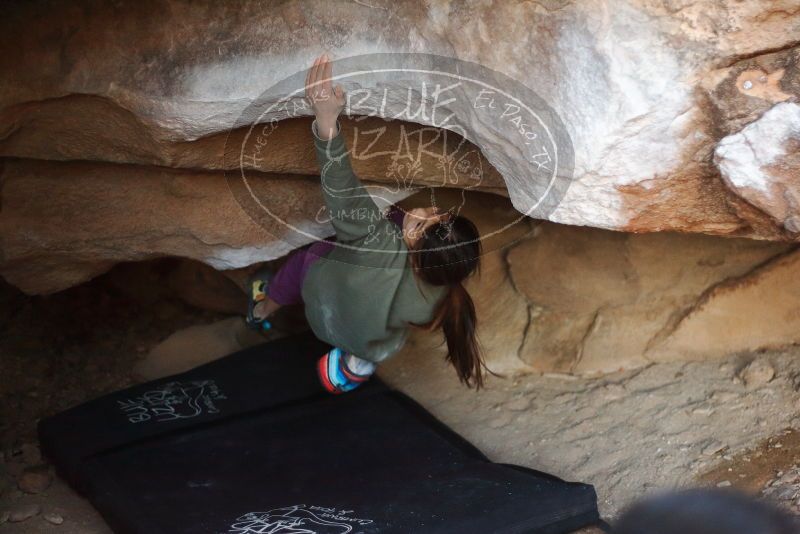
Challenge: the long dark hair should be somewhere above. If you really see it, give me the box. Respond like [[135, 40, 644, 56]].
[[410, 214, 495, 389]]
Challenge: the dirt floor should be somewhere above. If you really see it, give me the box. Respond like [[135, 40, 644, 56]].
[[383, 334, 800, 517], [1, 269, 800, 532], [0, 265, 240, 533]]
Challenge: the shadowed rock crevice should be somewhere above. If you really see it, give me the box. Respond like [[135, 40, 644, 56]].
[[572, 310, 601, 375], [0, 94, 510, 193], [713, 39, 800, 70]]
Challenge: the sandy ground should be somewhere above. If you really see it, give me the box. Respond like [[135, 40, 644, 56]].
[[2, 273, 800, 532], [381, 335, 800, 517]]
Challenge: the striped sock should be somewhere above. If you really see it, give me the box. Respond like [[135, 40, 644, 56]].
[[317, 348, 375, 394], [343, 354, 376, 380]]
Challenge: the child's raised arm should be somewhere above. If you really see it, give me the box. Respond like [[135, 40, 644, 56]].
[[305, 53, 345, 141], [305, 53, 385, 245]]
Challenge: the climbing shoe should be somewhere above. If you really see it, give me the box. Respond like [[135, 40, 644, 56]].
[[246, 266, 274, 331], [317, 348, 376, 394]]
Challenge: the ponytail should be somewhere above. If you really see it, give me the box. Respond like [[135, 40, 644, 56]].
[[410, 214, 499, 389], [428, 281, 494, 389]]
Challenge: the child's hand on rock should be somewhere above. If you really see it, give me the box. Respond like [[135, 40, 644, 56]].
[[305, 53, 345, 140]]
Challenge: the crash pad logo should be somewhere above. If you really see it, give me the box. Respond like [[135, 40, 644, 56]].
[[117, 380, 226, 424], [227, 505, 374, 534]]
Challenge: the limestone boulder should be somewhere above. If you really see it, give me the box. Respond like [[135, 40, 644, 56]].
[[0, 158, 324, 294], [714, 102, 800, 238], [647, 249, 800, 363], [507, 222, 793, 374], [134, 317, 266, 380], [3, 107, 503, 292], [1, 0, 800, 376], [705, 47, 799, 138], [0, 1, 799, 298]]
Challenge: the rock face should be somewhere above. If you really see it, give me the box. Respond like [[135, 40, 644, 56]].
[[506, 222, 797, 374], [134, 317, 266, 380], [0, 158, 321, 294], [391, 206, 800, 377], [1, 0, 799, 294], [715, 102, 800, 237], [646, 249, 800, 364], [0, 118, 498, 294], [1, 0, 800, 376]]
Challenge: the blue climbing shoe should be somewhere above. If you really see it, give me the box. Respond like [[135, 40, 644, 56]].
[[246, 266, 274, 331], [317, 348, 376, 394]]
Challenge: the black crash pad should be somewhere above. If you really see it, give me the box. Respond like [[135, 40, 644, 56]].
[[39, 334, 385, 491], [39, 332, 600, 533]]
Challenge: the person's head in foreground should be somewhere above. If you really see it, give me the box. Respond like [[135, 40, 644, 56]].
[[614, 488, 799, 534]]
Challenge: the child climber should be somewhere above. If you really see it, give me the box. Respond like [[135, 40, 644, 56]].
[[247, 53, 491, 393]]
